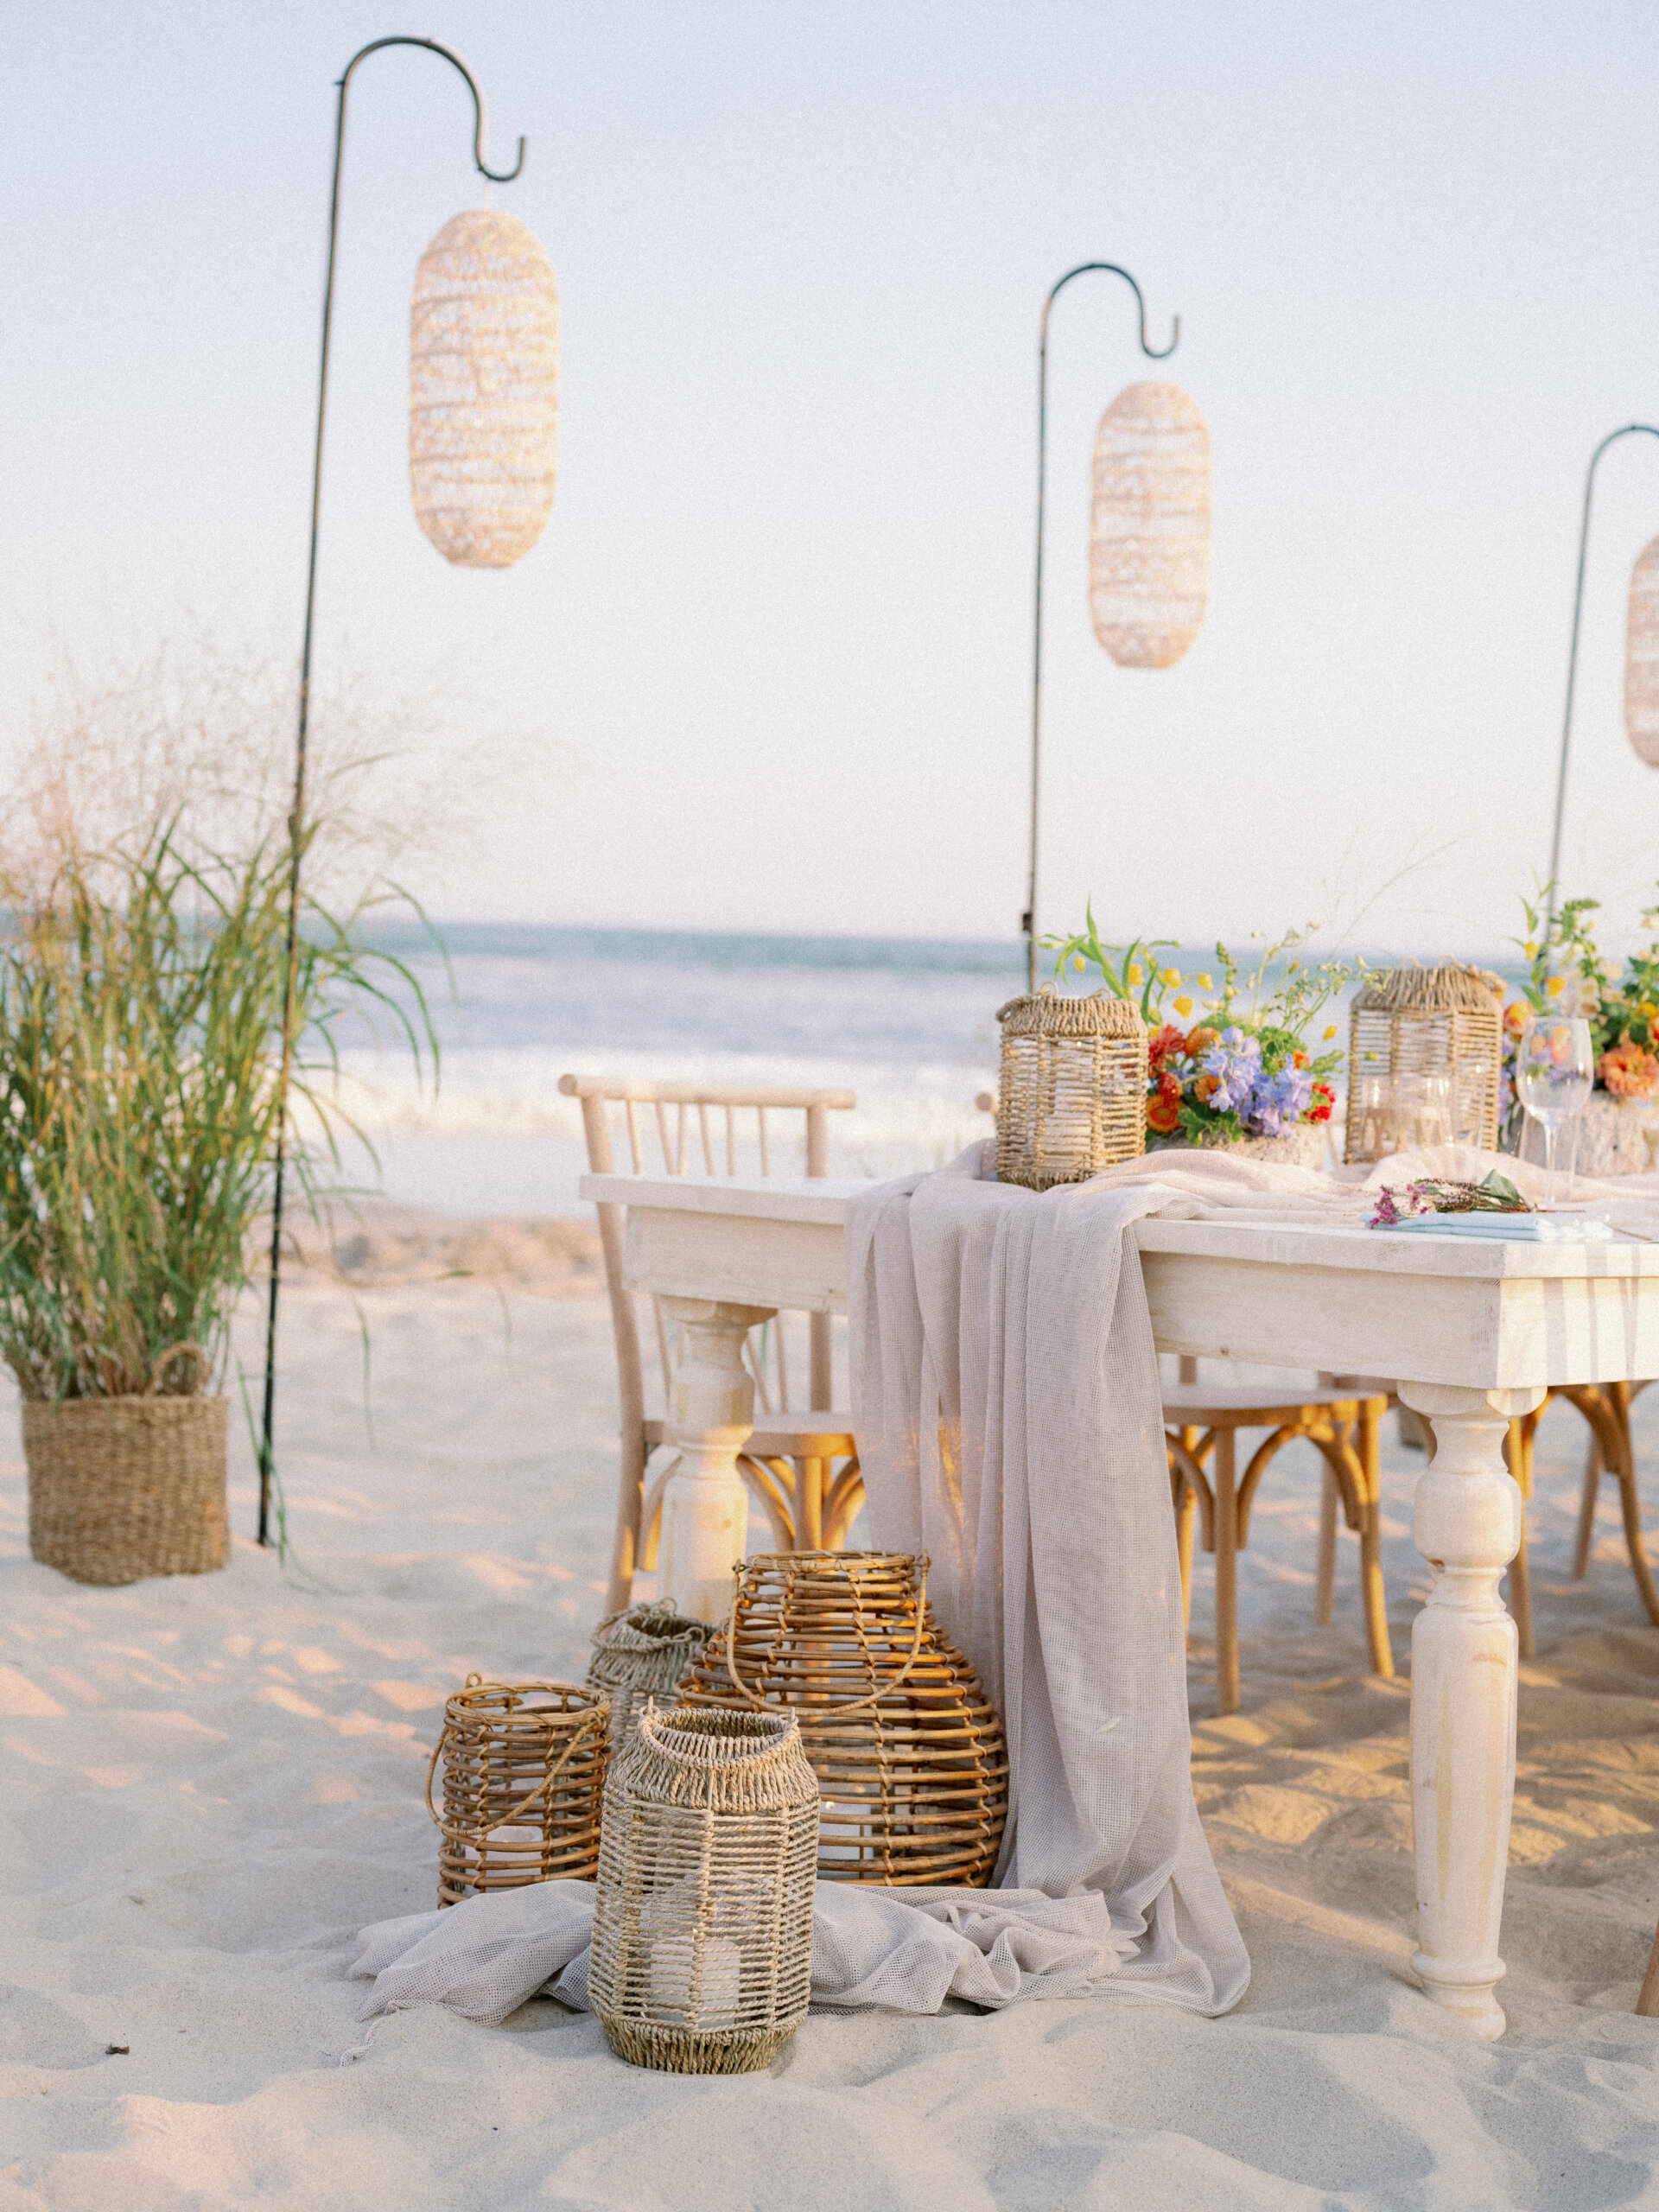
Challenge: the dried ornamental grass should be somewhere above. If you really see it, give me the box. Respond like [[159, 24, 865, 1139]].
[[1344, 962, 1505, 1163], [679, 1551, 1008, 1887], [1628, 536, 1659, 767], [410, 210, 559, 569], [589, 1706, 819, 2074], [1090, 381, 1212, 669], [995, 989, 1148, 1190], [426, 1677, 609, 1907]]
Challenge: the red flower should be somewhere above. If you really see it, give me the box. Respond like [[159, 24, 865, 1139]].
[[1308, 1080, 1335, 1125], [1147, 1079, 1182, 1135], [1147, 1025, 1187, 1071]]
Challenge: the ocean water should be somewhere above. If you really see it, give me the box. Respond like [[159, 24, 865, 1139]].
[[325, 925, 1023, 1216]]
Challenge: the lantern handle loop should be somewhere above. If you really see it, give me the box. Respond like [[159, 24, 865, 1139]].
[[1546, 421, 1659, 925], [1024, 262, 1182, 994], [335, 35, 526, 180]]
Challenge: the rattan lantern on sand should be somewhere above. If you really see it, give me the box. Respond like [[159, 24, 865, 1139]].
[[589, 1707, 819, 2074], [426, 1677, 608, 1907], [1344, 963, 1506, 1165], [1627, 537, 1659, 767], [410, 209, 559, 569], [587, 1600, 720, 1752], [995, 988, 1148, 1191], [680, 1551, 1009, 1886], [1090, 381, 1212, 670]]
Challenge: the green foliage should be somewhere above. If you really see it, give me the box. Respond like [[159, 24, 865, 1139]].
[[0, 821, 433, 1402], [1039, 903, 1176, 1025]]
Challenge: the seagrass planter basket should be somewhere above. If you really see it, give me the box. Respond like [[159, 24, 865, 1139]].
[[995, 989, 1147, 1190], [426, 1676, 609, 1907], [680, 1550, 1008, 1886], [1343, 962, 1505, 1164], [587, 1600, 719, 1752], [589, 1705, 819, 2075], [25, 1350, 228, 1586]]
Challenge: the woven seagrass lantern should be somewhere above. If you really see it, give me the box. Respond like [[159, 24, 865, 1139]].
[[1090, 381, 1211, 669], [587, 1600, 720, 1752], [1627, 537, 1659, 766], [410, 209, 559, 569], [1343, 963, 1506, 1164], [680, 1551, 1009, 1886], [995, 988, 1147, 1191], [590, 1706, 819, 2074], [425, 1676, 608, 1906]]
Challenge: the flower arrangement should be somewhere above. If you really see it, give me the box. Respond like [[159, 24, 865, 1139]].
[[1368, 1171, 1530, 1229], [1042, 910, 1354, 1146], [1507, 889, 1659, 1116]]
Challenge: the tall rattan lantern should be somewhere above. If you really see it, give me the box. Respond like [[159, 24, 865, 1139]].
[[1089, 381, 1211, 670], [410, 209, 559, 569], [995, 989, 1148, 1190], [1343, 963, 1506, 1165], [1626, 537, 1659, 766]]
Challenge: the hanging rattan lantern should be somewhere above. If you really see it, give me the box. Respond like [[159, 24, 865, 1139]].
[[410, 209, 558, 569], [1089, 381, 1211, 669], [1626, 537, 1659, 766]]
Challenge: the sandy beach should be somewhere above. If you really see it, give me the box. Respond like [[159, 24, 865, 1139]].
[[5, 1220, 1659, 2208]]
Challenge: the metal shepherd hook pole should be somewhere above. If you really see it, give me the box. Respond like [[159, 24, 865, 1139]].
[[1024, 264, 1178, 995], [1545, 422, 1659, 931], [259, 38, 527, 1545]]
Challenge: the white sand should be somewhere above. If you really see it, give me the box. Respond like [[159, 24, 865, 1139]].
[[5, 1240, 1659, 2208]]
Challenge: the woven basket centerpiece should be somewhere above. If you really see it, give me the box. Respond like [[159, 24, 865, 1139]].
[[679, 1551, 1008, 1886], [426, 1676, 608, 1908], [25, 1344, 227, 1587], [587, 1600, 720, 1752], [1344, 962, 1505, 1164], [995, 989, 1148, 1192], [589, 1706, 819, 2075]]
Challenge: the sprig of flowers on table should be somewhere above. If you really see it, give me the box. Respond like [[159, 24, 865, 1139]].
[[1040, 910, 1357, 1144], [1506, 890, 1659, 1127], [1368, 1170, 1532, 1229]]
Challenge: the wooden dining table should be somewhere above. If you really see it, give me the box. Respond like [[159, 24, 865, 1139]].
[[582, 1166, 1659, 2043]]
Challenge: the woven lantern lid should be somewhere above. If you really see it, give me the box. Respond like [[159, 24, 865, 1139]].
[[996, 988, 1147, 1036], [1352, 962, 1505, 1014]]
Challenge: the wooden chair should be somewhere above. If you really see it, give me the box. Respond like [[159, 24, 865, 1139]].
[[562, 1073, 865, 1614], [1166, 1359, 1393, 1716], [1504, 1385, 1659, 1659]]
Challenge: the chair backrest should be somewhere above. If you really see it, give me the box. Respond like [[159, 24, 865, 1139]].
[[559, 1075, 856, 1426]]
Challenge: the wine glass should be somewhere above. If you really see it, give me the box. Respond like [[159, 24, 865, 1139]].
[[1516, 1015, 1594, 1207]]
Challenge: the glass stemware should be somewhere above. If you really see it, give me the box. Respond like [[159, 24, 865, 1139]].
[[1516, 1015, 1594, 1207]]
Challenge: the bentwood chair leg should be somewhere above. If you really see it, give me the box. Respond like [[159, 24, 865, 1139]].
[[1214, 1430, 1240, 1716], [1639, 1920, 1659, 2018], [1606, 1382, 1659, 1627], [1315, 1465, 1338, 1628], [800, 1457, 825, 1551], [1175, 1474, 1197, 1633], [1573, 1434, 1603, 1580]]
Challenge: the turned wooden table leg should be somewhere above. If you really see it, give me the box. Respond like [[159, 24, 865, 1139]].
[[1400, 1382, 1545, 2041], [658, 1295, 774, 1622]]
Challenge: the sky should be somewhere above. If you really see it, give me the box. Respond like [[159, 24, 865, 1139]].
[[4, 2, 1659, 960]]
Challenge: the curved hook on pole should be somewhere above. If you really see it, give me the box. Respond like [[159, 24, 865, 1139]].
[[258, 35, 529, 1547], [337, 35, 526, 181], [1025, 264, 1183, 991], [1546, 422, 1659, 924]]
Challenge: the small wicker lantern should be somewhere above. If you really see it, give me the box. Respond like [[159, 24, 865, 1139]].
[[410, 209, 559, 569], [587, 1600, 720, 1752], [1627, 537, 1659, 767], [1343, 963, 1506, 1164], [995, 988, 1147, 1191], [425, 1676, 608, 1906], [589, 1706, 819, 2075], [680, 1551, 1008, 1886], [1090, 380, 1211, 669]]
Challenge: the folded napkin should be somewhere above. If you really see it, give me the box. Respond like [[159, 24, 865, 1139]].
[[349, 1878, 1125, 2026]]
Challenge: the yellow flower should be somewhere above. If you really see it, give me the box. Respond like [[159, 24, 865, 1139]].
[[1161, 967, 1181, 987], [1198, 972, 1214, 990], [1323, 1024, 1338, 1040], [1525, 941, 1537, 959], [1128, 963, 1144, 984], [1547, 976, 1566, 998], [1173, 995, 1193, 1017], [1072, 955, 1086, 973]]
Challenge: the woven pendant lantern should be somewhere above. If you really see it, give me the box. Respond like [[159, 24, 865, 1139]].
[[410, 209, 559, 569], [1089, 380, 1211, 669], [995, 989, 1148, 1190], [1626, 537, 1659, 766], [1343, 963, 1506, 1165]]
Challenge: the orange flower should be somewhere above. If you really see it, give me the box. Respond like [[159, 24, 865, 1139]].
[[1193, 1071, 1221, 1104], [1147, 1077, 1182, 1135], [1292, 1051, 1307, 1069], [1185, 1026, 1221, 1058], [1599, 1039, 1659, 1100]]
